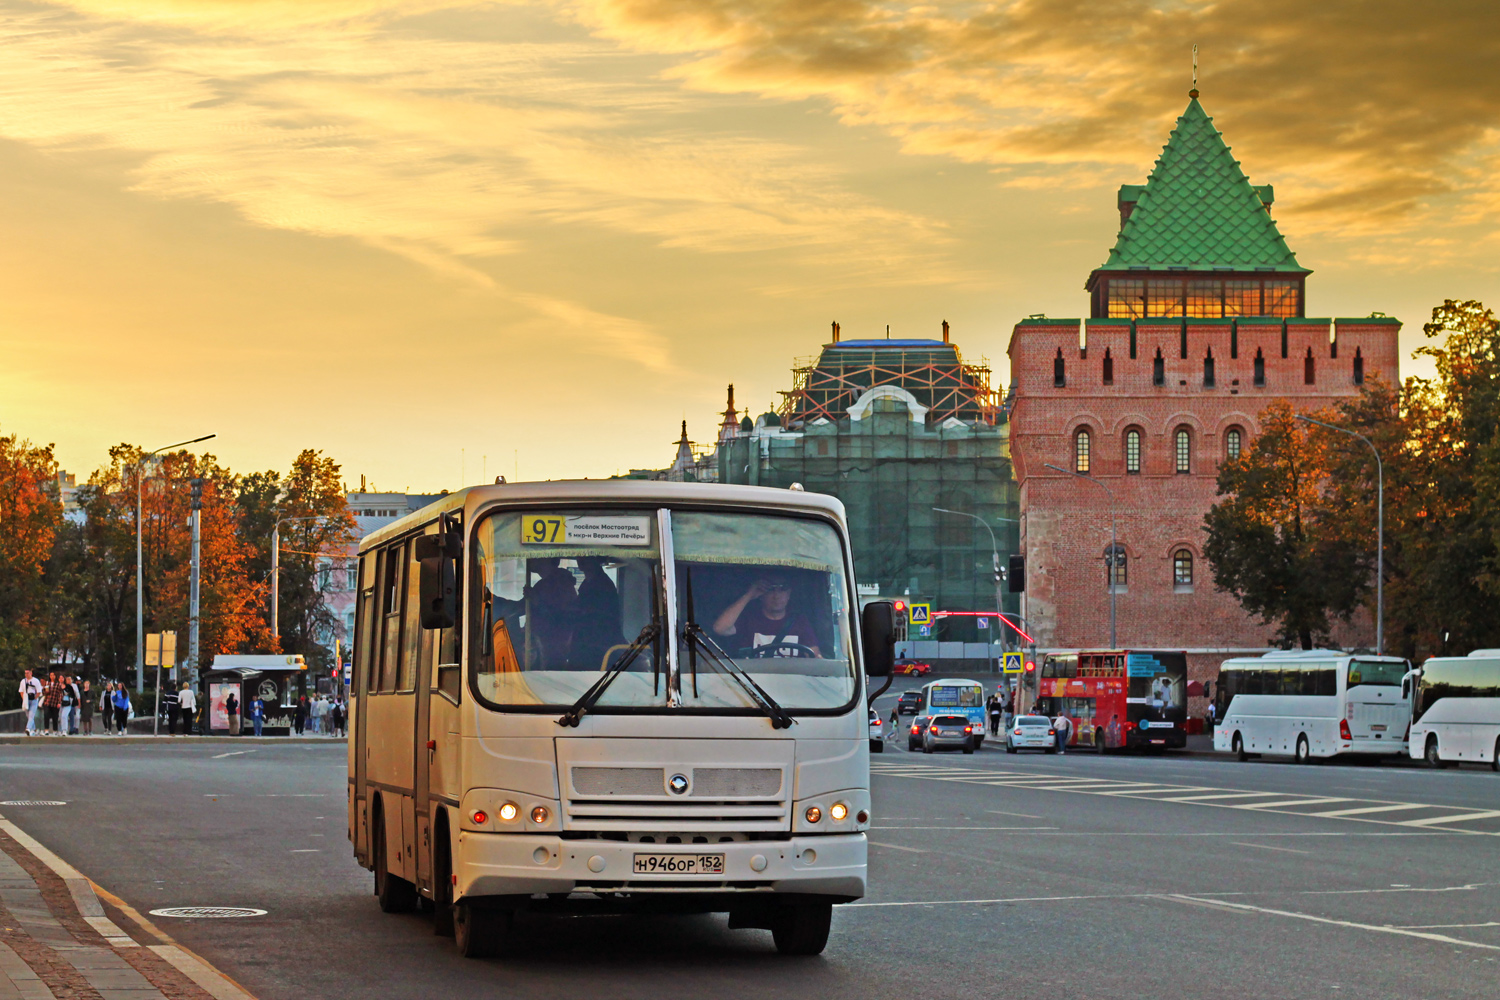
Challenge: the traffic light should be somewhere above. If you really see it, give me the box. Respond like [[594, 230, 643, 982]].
[[1008, 554, 1025, 593], [1023, 657, 1037, 691], [190, 478, 203, 510], [892, 600, 908, 642]]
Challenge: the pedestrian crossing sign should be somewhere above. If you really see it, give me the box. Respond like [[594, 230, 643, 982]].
[[909, 603, 931, 626], [1003, 651, 1022, 674]]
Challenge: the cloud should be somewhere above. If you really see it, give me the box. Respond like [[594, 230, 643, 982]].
[[566, 0, 1500, 247]]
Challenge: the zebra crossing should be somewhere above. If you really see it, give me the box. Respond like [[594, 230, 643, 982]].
[[869, 759, 1500, 835]]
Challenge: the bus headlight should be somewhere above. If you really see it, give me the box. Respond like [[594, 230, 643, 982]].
[[830, 802, 848, 822], [805, 806, 822, 824], [498, 802, 519, 822]]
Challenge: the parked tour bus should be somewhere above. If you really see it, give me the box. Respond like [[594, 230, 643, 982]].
[[347, 481, 896, 958], [1408, 650, 1500, 770], [1213, 650, 1410, 762], [1034, 649, 1188, 751], [916, 679, 987, 747]]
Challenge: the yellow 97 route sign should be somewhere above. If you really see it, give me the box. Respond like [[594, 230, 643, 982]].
[[522, 516, 566, 545], [520, 515, 652, 547]]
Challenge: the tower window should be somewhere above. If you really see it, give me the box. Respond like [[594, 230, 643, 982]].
[[1304, 346, 1316, 385], [1102, 347, 1114, 386], [1254, 348, 1266, 387], [1224, 280, 1260, 317], [1173, 550, 1194, 588], [1147, 279, 1185, 317], [1354, 347, 1365, 385], [1152, 347, 1165, 386], [1054, 348, 1066, 388], [1203, 348, 1215, 388], [1225, 428, 1243, 461], [1125, 429, 1141, 474], [1106, 544, 1127, 590], [1187, 280, 1222, 318], [1108, 279, 1145, 319], [1266, 281, 1299, 318], [1075, 429, 1092, 474], [1175, 428, 1191, 474]]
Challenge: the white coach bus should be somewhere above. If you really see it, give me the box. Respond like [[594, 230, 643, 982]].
[[1408, 650, 1500, 770], [1213, 650, 1410, 762], [348, 481, 895, 958]]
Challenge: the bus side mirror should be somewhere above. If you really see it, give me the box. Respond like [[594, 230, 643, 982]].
[[860, 601, 895, 678], [415, 530, 460, 630]]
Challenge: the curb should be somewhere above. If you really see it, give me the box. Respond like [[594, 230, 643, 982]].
[[0, 812, 259, 1000], [0, 736, 345, 746]]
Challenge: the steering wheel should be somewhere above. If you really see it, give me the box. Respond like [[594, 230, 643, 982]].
[[745, 641, 820, 659]]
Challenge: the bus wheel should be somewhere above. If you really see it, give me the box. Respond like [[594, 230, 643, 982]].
[[772, 901, 832, 956], [1492, 738, 1500, 773], [1295, 735, 1311, 764], [374, 809, 417, 914], [1233, 733, 1249, 762], [1425, 736, 1446, 769], [454, 901, 505, 959]]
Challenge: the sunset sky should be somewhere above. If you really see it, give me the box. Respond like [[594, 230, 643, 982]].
[[3, 1, 1498, 491]]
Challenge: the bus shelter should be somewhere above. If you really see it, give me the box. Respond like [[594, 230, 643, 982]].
[[204, 655, 307, 735]]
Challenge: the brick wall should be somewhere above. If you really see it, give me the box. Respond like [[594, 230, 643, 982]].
[[1008, 316, 1399, 688]]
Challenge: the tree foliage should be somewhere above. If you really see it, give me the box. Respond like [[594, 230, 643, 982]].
[[0, 430, 60, 705]]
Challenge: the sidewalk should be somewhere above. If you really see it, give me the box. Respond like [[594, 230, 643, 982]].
[[0, 734, 345, 746], [0, 811, 256, 1000]]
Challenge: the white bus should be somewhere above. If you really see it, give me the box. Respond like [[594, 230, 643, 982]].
[[1212, 650, 1410, 762], [916, 679, 986, 749], [348, 481, 895, 958], [1408, 650, 1500, 770]]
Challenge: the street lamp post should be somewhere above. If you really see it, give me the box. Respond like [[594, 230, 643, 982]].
[[933, 507, 1020, 670], [1297, 414, 1384, 656], [136, 434, 215, 693], [1043, 462, 1118, 648]]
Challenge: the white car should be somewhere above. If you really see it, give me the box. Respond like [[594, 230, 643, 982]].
[[868, 708, 885, 753], [1006, 715, 1056, 754]]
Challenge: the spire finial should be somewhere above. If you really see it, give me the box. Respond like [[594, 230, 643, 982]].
[[1189, 44, 1198, 99]]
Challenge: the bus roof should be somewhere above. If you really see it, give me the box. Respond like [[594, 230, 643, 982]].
[[1224, 650, 1407, 665], [359, 480, 849, 553]]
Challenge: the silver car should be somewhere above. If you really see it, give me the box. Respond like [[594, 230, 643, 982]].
[[1006, 715, 1056, 754], [923, 714, 977, 754]]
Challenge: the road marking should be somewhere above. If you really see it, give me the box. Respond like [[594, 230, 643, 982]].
[[211, 750, 256, 759], [986, 810, 1044, 819], [1397, 921, 1500, 929], [867, 842, 928, 853], [1229, 842, 1311, 854], [1400, 809, 1500, 827], [1165, 895, 1500, 952], [289, 849, 320, 853], [870, 760, 1500, 834]]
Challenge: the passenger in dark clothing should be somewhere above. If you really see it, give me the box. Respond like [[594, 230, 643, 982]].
[[711, 572, 821, 657], [570, 557, 624, 671], [527, 558, 580, 667]]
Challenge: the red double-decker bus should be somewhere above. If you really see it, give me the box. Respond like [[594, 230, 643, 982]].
[[1032, 649, 1188, 751]]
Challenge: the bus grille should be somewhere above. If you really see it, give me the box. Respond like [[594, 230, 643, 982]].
[[564, 766, 787, 832]]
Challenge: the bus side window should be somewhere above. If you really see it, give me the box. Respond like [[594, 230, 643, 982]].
[[379, 546, 403, 693], [354, 554, 375, 694], [1041, 659, 1055, 679], [399, 539, 421, 692]]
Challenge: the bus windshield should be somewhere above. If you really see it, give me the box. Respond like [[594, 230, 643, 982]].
[[469, 507, 855, 713]]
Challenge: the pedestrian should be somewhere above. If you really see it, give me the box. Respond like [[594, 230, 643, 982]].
[[178, 682, 197, 736], [312, 696, 325, 735], [226, 690, 241, 736], [294, 695, 307, 735], [331, 700, 345, 737], [99, 682, 115, 734], [18, 668, 43, 736], [111, 683, 131, 734], [1206, 699, 1217, 732], [80, 679, 93, 735], [1053, 712, 1072, 754], [60, 675, 78, 735], [249, 694, 266, 737], [163, 684, 180, 735], [42, 672, 64, 735], [987, 693, 1003, 736]]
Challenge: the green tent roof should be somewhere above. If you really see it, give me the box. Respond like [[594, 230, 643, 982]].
[[1096, 97, 1307, 274]]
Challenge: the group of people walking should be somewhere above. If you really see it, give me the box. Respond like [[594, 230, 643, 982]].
[[17, 669, 94, 736], [292, 694, 346, 737]]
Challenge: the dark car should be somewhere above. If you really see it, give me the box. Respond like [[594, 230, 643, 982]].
[[907, 715, 932, 751], [896, 691, 923, 716], [923, 714, 977, 754]]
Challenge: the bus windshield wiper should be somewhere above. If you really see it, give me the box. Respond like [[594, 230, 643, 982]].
[[556, 619, 660, 728], [681, 622, 795, 730]]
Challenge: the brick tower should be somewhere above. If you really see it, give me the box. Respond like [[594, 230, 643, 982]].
[[1006, 91, 1400, 696]]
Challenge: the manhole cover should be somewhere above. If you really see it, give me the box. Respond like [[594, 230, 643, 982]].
[[0, 801, 67, 806], [149, 907, 267, 919]]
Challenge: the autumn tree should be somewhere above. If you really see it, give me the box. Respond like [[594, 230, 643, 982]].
[[1203, 401, 1373, 649], [0, 430, 60, 706]]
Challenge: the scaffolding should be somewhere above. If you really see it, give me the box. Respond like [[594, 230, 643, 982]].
[[779, 340, 1001, 428]]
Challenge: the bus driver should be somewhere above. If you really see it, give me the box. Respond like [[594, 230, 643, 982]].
[[711, 572, 822, 657]]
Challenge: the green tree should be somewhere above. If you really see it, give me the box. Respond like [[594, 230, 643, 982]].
[[1203, 401, 1372, 649]]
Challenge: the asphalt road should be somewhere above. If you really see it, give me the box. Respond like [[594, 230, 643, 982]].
[[2, 696, 1497, 999]]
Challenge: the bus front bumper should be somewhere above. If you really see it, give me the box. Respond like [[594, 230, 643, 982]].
[[456, 832, 866, 902]]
